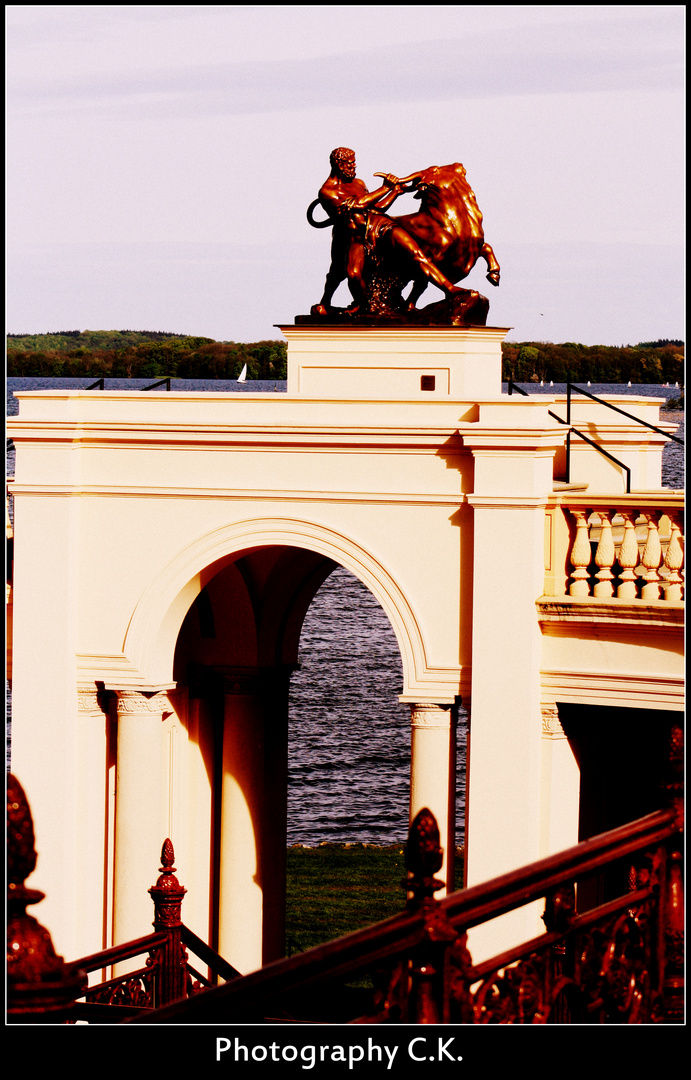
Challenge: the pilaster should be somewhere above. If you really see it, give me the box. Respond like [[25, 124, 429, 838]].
[[463, 421, 563, 960], [539, 703, 580, 858]]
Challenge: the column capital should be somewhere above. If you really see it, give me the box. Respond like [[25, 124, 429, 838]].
[[110, 688, 175, 716], [409, 702, 457, 729], [77, 684, 110, 717], [541, 703, 566, 740]]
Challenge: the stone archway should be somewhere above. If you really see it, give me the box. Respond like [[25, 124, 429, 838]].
[[137, 523, 438, 975], [124, 522, 460, 975], [122, 518, 426, 694]]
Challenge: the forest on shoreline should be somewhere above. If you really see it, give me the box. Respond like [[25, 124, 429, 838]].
[[6, 330, 684, 386]]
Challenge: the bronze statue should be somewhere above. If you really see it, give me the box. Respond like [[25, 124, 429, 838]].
[[305, 148, 500, 326]]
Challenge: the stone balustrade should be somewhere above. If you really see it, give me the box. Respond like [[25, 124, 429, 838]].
[[545, 492, 684, 603]]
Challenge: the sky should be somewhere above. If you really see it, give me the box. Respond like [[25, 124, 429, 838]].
[[6, 4, 685, 347]]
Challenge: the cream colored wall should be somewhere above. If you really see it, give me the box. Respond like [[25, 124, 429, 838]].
[[540, 608, 684, 711], [7, 329, 683, 970], [11, 391, 483, 704], [283, 325, 509, 399], [9, 392, 481, 959]]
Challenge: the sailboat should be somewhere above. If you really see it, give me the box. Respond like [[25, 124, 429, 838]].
[[628, 380, 632, 387], [237, 364, 247, 383], [587, 381, 591, 387]]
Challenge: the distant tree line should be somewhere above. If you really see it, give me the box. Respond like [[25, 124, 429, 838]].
[[6, 331, 683, 386], [7, 331, 288, 380], [502, 341, 684, 385]]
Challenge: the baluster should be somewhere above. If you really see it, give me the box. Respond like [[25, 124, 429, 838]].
[[640, 511, 663, 601], [569, 510, 592, 597], [662, 513, 684, 602], [593, 510, 616, 598], [616, 510, 640, 599]]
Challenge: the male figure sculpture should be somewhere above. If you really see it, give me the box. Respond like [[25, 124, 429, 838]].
[[311, 147, 464, 316]]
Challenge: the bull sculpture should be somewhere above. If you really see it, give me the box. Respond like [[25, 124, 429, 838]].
[[306, 150, 500, 325]]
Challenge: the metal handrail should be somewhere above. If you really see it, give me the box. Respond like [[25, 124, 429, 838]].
[[71, 930, 168, 973], [507, 379, 633, 491], [566, 427, 632, 493], [442, 807, 676, 929], [82, 377, 174, 391], [125, 807, 680, 1023], [567, 382, 684, 444], [141, 377, 171, 391], [507, 379, 685, 493]]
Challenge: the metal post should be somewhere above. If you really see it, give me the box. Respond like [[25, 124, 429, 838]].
[[149, 839, 188, 1006], [7, 776, 85, 1022]]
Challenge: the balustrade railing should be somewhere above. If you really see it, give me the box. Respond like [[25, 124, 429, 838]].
[[545, 493, 684, 602]]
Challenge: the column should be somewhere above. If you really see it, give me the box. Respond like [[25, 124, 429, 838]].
[[217, 667, 292, 974], [409, 702, 457, 893], [111, 688, 174, 952]]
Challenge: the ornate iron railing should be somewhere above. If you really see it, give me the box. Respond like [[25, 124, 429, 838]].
[[7, 775, 240, 1024], [67, 840, 241, 1023], [121, 800, 682, 1025], [8, 734, 683, 1026]]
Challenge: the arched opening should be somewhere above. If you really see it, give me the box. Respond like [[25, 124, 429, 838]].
[[169, 543, 336, 973], [287, 563, 411, 846], [118, 519, 462, 977], [285, 563, 467, 964], [167, 537, 448, 972]]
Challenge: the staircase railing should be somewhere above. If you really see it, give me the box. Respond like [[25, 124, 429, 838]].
[[8, 726, 683, 1026], [123, 798, 682, 1025], [7, 776, 240, 1024], [67, 840, 241, 1023]]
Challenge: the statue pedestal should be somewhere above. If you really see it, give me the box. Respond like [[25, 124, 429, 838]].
[[279, 324, 511, 400]]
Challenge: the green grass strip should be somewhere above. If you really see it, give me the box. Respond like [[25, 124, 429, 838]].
[[285, 843, 464, 956]]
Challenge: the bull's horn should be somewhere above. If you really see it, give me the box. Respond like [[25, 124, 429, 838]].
[[373, 171, 421, 186]]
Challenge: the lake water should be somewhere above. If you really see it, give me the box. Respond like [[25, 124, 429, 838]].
[[5, 380, 684, 845]]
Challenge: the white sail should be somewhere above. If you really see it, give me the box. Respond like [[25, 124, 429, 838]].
[[237, 364, 247, 383]]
